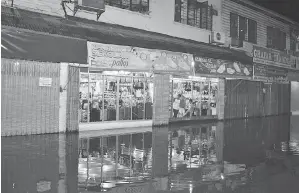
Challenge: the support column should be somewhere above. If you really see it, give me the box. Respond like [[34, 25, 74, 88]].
[[151, 126, 169, 177], [59, 63, 69, 133], [217, 78, 225, 120], [153, 74, 170, 126]]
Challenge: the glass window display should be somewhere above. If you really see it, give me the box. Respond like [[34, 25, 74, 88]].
[[80, 71, 153, 123], [170, 77, 218, 119]]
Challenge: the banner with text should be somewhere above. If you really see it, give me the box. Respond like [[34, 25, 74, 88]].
[[87, 42, 193, 73], [194, 56, 253, 78], [252, 45, 297, 68], [254, 64, 288, 83]]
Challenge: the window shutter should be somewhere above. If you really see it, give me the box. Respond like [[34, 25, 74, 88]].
[[282, 32, 286, 50], [267, 26, 273, 48], [248, 19, 257, 43], [207, 5, 213, 31], [187, 0, 196, 26], [175, 0, 182, 22], [239, 16, 246, 41], [200, 1, 208, 29], [230, 13, 238, 38], [181, 0, 188, 24]]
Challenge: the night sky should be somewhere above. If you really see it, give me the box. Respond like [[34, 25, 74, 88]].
[[250, 0, 299, 22]]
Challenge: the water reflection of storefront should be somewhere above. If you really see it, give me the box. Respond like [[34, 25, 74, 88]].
[[80, 42, 193, 123], [168, 124, 220, 171], [78, 132, 153, 191]]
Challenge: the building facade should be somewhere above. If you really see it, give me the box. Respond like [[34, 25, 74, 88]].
[[220, 0, 299, 119], [1, 0, 298, 135]]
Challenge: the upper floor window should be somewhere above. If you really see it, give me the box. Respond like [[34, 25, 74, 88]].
[[267, 26, 286, 51], [105, 0, 149, 14], [230, 13, 257, 44], [174, 0, 213, 31]]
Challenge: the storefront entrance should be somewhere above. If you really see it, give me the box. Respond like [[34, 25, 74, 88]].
[[169, 76, 219, 120], [80, 71, 154, 123]]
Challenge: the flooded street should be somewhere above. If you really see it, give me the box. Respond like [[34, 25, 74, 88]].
[[2, 115, 299, 193]]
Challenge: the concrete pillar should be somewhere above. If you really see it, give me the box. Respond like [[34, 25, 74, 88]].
[[151, 126, 169, 177], [217, 79, 225, 120], [59, 63, 69, 133], [291, 81, 299, 114], [215, 122, 224, 163], [58, 134, 67, 193], [152, 74, 170, 126]]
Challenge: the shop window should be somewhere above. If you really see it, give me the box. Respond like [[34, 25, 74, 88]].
[[169, 77, 218, 119], [174, 0, 213, 31], [105, 0, 149, 14], [79, 71, 153, 123], [267, 26, 286, 51], [230, 13, 257, 44]]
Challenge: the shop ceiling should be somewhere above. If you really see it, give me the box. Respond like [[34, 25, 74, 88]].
[[1, 6, 252, 64]]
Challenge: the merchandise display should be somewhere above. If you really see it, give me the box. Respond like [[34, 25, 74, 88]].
[[170, 77, 218, 118], [80, 72, 153, 123]]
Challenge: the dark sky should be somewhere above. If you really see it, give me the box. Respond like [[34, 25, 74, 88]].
[[250, 0, 299, 22]]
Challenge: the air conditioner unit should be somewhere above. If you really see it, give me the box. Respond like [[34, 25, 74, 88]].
[[77, 0, 105, 10], [72, 0, 105, 20], [230, 37, 243, 48], [211, 31, 226, 45]]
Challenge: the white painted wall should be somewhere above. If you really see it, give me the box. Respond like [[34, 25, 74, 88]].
[[11, 0, 222, 44]]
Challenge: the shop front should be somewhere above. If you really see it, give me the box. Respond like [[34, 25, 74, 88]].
[[253, 64, 290, 116], [252, 45, 293, 117], [80, 42, 193, 125], [1, 26, 87, 136], [169, 56, 253, 121]]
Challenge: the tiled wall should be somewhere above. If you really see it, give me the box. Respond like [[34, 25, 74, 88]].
[[153, 74, 171, 126]]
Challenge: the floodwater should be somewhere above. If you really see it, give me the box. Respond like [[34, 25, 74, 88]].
[[2, 115, 299, 193]]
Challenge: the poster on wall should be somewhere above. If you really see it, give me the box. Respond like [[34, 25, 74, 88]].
[[87, 42, 193, 74], [252, 45, 297, 68], [254, 64, 288, 83], [193, 56, 253, 78]]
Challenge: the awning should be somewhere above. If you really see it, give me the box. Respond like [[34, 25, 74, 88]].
[[1, 6, 252, 64], [1, 26, 87, 64]]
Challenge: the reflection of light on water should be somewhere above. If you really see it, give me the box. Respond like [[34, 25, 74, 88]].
[[189, 184, 193, 193], [220, 173, 225, 180]]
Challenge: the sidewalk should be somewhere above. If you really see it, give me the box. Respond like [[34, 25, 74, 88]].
[[79, 120, 153, 138]]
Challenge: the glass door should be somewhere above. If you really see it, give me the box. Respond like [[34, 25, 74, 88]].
[[132, 77, 145, 120], [119, 76, 133, 120], [103, 76, 117, 121]]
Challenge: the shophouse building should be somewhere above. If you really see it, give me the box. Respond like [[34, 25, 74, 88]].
[[219, 0, 299, 119], [1, 0, 298, 136]]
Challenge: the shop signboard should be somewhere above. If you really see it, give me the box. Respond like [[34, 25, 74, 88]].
[[193, 56, 253, 78], [87, 42, 193, 73], [252, 45, 297, 68], [254, 64, 288, 83]]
